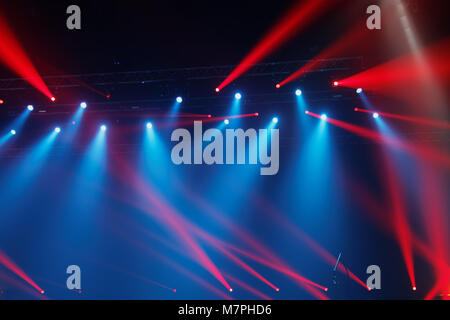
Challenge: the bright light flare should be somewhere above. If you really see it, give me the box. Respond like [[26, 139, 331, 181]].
[[224, 119, 229, 125], [100, 125, 107, 131], [80, 102, 87, 109], [176, 97, 183, 103], [373, 112, 380, 119], [295, 89, 302, 96], [54, 127, 61, 133], [27, 105, 34, 111], [320, 114, 327, 120], [234, 92, 242, 100], [272, 117, 279, 124], [356, 88, 363, 94], [10, 129, 16, 135], [146, 122, 153, 129]]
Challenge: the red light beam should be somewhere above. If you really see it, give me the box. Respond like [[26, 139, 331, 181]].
[[305, 111, 450, 169], [355, 107, 450, 130], [0, 249, 45, 294], [216, 0, 340, 91], [0, 13, 53, 100]]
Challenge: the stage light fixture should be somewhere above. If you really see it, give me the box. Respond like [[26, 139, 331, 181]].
[[27, 105, 34, 111], [176, 97, 183, 103], [356, 88, 363, 94], [234, 92, 242, 100], [80, 102, 87, 109], [333, 81, 339, 87], [54, 127, 61, 133], [51, 96, 56, 102], [215, 88, 220, 93], [0, 99, 4, 104], [373, 112, 380, 119], [100, 125, 107, 131], [412, 287, 417, 291], [146, 122, 153, 129], [320, 114, 327, 120], [10, 129, 16, 135], [295, 89, 302, 96], [276, 84, 280, 88], [224, 119, 229, 125], [272, 117, 279, 124]]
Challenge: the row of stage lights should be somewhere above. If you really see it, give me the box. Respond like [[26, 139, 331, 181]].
[[1, 83, 361, 107], [6, 87, 374, 136]]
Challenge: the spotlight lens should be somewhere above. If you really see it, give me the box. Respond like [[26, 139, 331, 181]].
[[333, 81, 339, 87], [272, 117, 279, 124], [373, 112, 379, 119], [321, 114, 327, 120], [27, 105, 34, 111], [146, 122, 153, 129], [10, 129, 16, 135], [80, 102, 87, 109], [51, 97, 56, 102], [101, 125, 107, 131], [54, 127, 61, 133], [276, 84, 280, 89], [356, 88, 363, 94], [215, 88, 220, 93], [295, 89, 302, 96], [224, 119, 229, 125], [176, 97, 183, 103], [234, 93, 242, 100]]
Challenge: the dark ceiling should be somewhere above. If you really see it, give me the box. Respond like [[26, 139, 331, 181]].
[[1, 0, 444, 77]]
